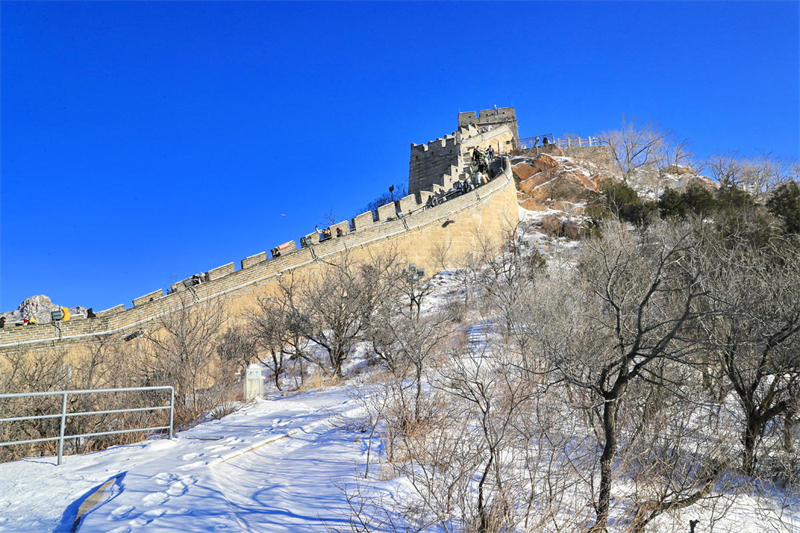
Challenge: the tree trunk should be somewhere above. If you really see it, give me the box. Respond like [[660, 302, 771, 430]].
[[271, 352, 283, 391], [591, 398, 619, 533], [783, 408, 795, 454], [414, 366, 423, 421], [477, 452, 495, 533], [742, 412, 760, 476]]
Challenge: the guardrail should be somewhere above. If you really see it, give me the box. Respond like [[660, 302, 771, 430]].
[[519, 135, 604, 150], [519, 134, 555, 149], [0, 386, 174, 465], [556, 136, 603, 148]]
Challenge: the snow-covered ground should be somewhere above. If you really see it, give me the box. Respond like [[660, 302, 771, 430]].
[[0, 387, 370, 533], [2, 264, 799, 532]]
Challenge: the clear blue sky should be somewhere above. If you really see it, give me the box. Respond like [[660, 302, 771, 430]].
[[2, 1, 798, 312]]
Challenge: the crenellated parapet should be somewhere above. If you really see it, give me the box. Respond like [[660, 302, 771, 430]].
[[458, 107, 519, 148], [409, 107, 518, 196]]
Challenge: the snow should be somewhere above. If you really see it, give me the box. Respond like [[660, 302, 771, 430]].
[[0, 387, 369, 532], [2, 263, 799, 532]]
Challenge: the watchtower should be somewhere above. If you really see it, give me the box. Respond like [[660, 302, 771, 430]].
[[458, 106, 519, 149]]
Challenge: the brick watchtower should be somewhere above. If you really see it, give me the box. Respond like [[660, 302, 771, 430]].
[[458, 106, 519, 150]]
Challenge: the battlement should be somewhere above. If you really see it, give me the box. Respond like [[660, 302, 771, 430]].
[[458, 107, 519, 149], [410, 135, 459, 153], [458, 106, 516, 126], [408, 108, 518, 196]]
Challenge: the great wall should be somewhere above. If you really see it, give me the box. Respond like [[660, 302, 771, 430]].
[[0, 108, 522, 353]]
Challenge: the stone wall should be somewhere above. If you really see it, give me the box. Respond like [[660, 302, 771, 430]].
[[458, 107, 519, 148], [408, 122, 515, 196], [513, 144, 610, 162], [0, 165, 519, 353]]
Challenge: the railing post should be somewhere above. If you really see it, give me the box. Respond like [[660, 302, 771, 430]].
[[58, 392, 67, 465], [168, 387, 175, 439]]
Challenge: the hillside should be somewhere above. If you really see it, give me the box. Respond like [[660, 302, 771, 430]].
[[1, 231, 799, 532]]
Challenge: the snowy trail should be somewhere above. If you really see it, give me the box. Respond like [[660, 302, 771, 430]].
[[0, 387, 367, 533], [208, 424, 361, 532]]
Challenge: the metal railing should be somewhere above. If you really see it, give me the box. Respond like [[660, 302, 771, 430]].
[[0, 386, 174, 465], [519, 134, 555, 149], [556, 135, 603, 148], [519, 135, 604, 150]]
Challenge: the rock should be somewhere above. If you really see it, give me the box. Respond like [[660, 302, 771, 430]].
[[532, 154, 560, 173], [665, 164, 695, 176], [512, 163, 538, 181], [538, 214, 584, 240], [19, 295, 61, 323], [529, 170, 598, 203], [551, 200, 574, 212], [540, 215, 564, 237], [563, 221, 583, 240], [520, 198, 548, 211], [1, 295, 87, 324], [519, 172, 554, 195], [679, 175, 717, 191]]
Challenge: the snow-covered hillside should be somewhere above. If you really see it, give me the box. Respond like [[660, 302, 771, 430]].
[[1, 239, 799, 533]]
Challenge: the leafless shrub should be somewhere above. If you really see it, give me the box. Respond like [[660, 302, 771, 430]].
[[601, 116, 675, 183], [141, 295, 232, 427]]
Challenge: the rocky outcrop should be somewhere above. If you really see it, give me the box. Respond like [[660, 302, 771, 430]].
[[1, 295, 87, 324], [513, 154, 603, 207]]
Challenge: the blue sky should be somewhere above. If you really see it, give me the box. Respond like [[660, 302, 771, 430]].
[[2, 1, 798, 312]]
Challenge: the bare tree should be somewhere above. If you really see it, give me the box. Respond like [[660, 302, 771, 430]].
[[217, 326, 258, 377], [300, 252, 397, 377], [706, 151, 795, 200], [697, 230, 800, 476], [142, 295, 228, 425], [601, 116, 672, 183], [250, 295, 295, 391], [370, 264, 453, 422], [532, 221, 712, 531]]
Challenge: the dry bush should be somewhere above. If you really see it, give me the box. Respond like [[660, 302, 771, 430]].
[[0, 338, 172, 462]]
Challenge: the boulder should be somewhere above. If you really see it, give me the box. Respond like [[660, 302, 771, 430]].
[[512, 163, 538, 181], [665, 164, 695, 176], [551, 200, 574, 212], [19, 295, 61, 323], [528, 170, 598, 203], [520, 198, 548, 211], [2, 295, 87, 324], [519, 172, 556, 195], [540, 215, 564, 237], [564, 221, 583, 240], [532, 154, 560, 173]]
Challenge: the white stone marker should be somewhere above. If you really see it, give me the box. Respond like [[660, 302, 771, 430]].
[[244, 364, 263, 401]]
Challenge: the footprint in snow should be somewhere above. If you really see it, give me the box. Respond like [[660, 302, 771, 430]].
[[142, 492, 169, 507], [130, 508, 165, 527], [180, 452, 203, 461], [167, 480, 189, 497], [152, 472, 178, 485], [109, 505, 135, 520]]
